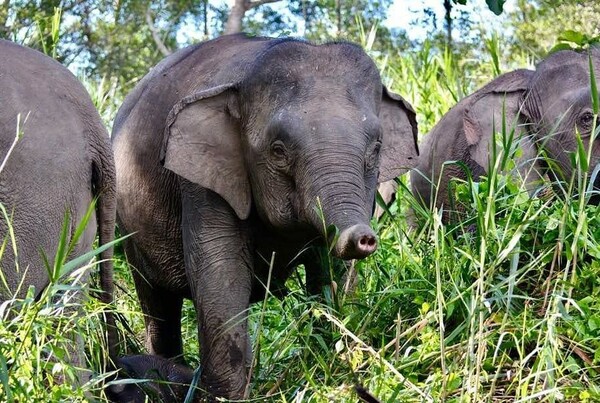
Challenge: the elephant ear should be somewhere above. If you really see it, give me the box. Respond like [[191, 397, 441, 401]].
[[462, 69, 534, 168], [378, 87, 419, 182], [160, 83, 251, 220]]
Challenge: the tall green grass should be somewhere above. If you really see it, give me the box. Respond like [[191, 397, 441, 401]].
[[0, 205, 123, 401]]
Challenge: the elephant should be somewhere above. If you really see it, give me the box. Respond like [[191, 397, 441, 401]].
[[410, 48, 600, 221], [0, 39, 118, 373], [111, 33, 418, 400], [106, 355, 194, 402]]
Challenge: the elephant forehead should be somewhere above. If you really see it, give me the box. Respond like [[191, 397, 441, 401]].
[[245, 74, 381, 111], [243, 42, 382, 98], [540, 87, 593, 120], [533, 58, 597, 97], [254, 41, 379, 76], [247, 107, 378, 147]]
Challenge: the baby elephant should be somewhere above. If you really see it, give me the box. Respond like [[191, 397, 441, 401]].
[[411, 48, 600, 220], [112, 33, 418, 401], [0, 40, 117, 375]]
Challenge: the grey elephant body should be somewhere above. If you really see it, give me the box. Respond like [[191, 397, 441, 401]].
[[112, 34, 418, 400], [411, 49, 600, 219], [0, 39, 117, 361]]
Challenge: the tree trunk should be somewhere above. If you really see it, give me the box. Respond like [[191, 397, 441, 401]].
[[224, 0, 247, 35], [145, 8, 171, 56], [223, 0, 283, 35], [336, 0, 342, 36], [203, 0, 209, 38], [443, 0, 452, 50]]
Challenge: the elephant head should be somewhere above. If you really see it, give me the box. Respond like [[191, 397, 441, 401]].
[[462, 49, 600, 198], [412, 48, 600, 218], [521, 48, 600, 198], [411, 68, 537, 213], [160, 41, 418, 259]]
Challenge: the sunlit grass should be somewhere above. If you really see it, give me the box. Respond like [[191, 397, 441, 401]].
[[0, 206, 121, 401]]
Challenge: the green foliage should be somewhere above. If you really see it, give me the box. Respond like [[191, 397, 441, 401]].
[[0, 204, 118, 401], [453, 0, 506, 15], [35, 6, 61, 58], [508, 0, 600, 60], [484, 0, 506, 15], [549, 30, 600, 54], [0, 280, 114, 401]]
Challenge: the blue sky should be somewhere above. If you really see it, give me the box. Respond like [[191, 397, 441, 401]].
[[176, 0, 515, 45], [386, 0, 446, 35], [385, 0, 514, 41]]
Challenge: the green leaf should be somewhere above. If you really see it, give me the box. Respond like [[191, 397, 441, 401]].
[[589, 52, 599, 114], [576, 130, 589, 172], [0, 354, 11, 402], [486, 0, 506, 15], [49, 210, 71, 282], [67, 198, 96, 258], [558, 30, 587, 45], [588, 316, 600, 332], [375, 187, 393, 218], [183, 365, 202, 403], [549, 43, 575, 54], [58, 233, 132, 279]]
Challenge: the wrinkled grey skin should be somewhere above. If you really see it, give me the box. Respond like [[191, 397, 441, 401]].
[[411, 49, 600, 220], [112, 34, 418, 400], [0, 40, 117, 368]]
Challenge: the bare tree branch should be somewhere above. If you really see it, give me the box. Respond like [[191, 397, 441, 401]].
[[246, 0, 282, 11], [202, 0, 208, 38], [145, 8, 171, 56], [223, 0, 282, 35]]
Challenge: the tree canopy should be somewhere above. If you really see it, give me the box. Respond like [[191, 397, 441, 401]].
[[2, 0, 598, 118]]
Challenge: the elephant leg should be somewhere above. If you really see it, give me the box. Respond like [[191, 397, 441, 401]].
[[54, 270, 93, 386], [304, 246, 330, 296], [181, 183, 253, 400], [304, 246, 348, 296], [124, 240, 184, 361]]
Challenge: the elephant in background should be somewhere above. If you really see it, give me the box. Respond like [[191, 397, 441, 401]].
[[0, 40, 118, 375], [410, 48, 600, 221], [111, 33, 418, 401]]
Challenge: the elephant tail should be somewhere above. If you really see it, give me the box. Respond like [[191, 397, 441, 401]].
[[91, 135, 120, 367]]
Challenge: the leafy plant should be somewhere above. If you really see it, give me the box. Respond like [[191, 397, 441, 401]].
[[550, 30, 600, 53], [0, 204, 123, 401]]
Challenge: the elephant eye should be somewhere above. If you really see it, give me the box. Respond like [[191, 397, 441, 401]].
[[270, 140, 289, 166], [578, 111, 595, 133], [365, 141, 381, 171]]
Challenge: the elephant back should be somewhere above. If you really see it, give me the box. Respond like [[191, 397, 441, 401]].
[[0, 40, 109, 299]]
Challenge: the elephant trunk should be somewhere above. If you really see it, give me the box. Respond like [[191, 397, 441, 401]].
[[298, 145, 377, 260], [334, 223, 377, 258]]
